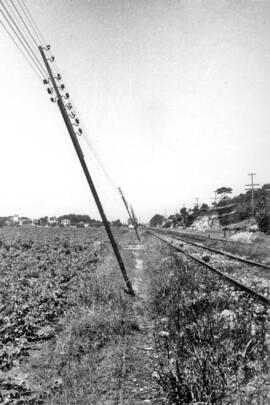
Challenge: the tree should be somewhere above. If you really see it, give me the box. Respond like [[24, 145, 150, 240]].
[[200, 203, 209, 214], [39, 216, 48, 226], [149, 214, 164, 227], [111, 219, 122, 227], [180, 208, 189, 228], [193, 205, 200, 217], [216, 187, 232, 200], [257, 213, 270, 234], [58, 214, 91, 225], [180, 207, 187, 217]]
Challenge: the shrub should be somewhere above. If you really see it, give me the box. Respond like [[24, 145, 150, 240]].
[[257, 213, 270, 234]]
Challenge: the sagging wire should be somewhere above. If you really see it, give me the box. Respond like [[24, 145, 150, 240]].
[[0, 18, 43, 80], [44, 43, 120, 195], [19, 0, 46, 45], [10, 0, 39, 48], [3, 0, 122, 199], [81, 130, 119, 194], [0, 0, 46, 78], [0, 7, 45, 80]]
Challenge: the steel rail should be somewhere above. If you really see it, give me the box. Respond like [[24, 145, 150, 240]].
[[150, 227, 250, 246], [153, 229, 270, 271], [148, 230, 270, 307]]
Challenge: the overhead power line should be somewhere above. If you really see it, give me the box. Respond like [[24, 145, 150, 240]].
[[1, 0, 125, 202], [39, 45, 135, 295], [1, 0, 136, 293], [82, 134, 119, 193], [18, 0, 46, 45], [10, 0, 39, 48], [0, 9, 44, 79], [17, 0, 121, 196], [0, 18, 43, 80], [0, 0, 46, 78]]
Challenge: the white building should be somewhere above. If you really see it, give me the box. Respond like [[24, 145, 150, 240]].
[[12, 215, 19, 224], [61, 219, 71, 227]]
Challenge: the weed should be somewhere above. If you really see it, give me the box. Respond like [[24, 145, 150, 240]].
[[145, 238, 269, 404]]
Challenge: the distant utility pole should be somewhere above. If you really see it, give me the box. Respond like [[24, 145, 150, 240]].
[[118, 188, 140, 242], [211, 190, 218, 206], [39, 46, 134, 296], [131, 205, 139, 230], [245, 173, 260, 218]]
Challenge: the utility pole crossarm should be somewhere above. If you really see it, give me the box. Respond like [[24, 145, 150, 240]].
[[245, 173, 260, 218], [39, 46, 134, 296]]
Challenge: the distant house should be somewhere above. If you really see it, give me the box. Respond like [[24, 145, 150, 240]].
[[19, 217, 32, 226], [61, 219, 71, 227], [12, 215, 19, 224], [128, 218, 134, 229], [76, 221, 89, 228]]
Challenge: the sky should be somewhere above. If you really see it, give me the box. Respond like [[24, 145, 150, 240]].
[[0, 0, 269, 223]]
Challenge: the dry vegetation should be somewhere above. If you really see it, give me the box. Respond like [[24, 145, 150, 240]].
[[1, 227, 269, 404], [0, 227, 138, 404], [144, 234, 270, 404]]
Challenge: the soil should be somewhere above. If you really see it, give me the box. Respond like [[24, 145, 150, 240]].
[[110, 241, 162, 405]]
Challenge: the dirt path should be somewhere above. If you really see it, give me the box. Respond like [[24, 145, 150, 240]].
[[114, 242, 162, 405]]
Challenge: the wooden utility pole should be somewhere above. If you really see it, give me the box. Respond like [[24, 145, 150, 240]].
[[130, 205, 139, 229], [211, 191, 218, 206], [245, 173, 260, 218], [118, 187, 140, 242], [39, 46, 134, 295]]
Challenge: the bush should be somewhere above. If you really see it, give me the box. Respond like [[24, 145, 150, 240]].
[[257, 213, 270, 234]]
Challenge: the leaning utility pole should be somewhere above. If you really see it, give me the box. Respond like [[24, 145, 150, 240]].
[[118, 187, 140, 242], [130, 205, 139, 229], [245, 173, 260, 218], [39, 46, 134, 295]]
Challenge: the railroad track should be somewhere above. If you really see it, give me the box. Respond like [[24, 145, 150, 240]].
[[152, 228, 270, 271], [147, 229, 270, 307], [148, 227, 255, 246]]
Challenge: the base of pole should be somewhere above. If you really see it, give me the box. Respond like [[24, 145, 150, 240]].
[[124, 288, 136, 296]]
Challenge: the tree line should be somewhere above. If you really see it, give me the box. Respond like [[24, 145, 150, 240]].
[[149, 184, 270, 234]]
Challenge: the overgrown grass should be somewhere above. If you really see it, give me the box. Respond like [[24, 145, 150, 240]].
[[30, 241, 138, 404], [144, 236, 270, 404]]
